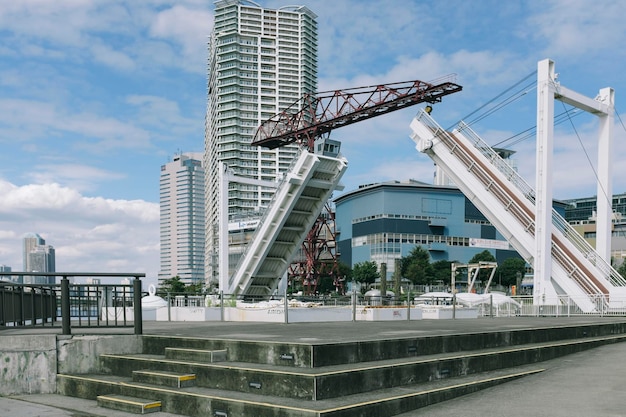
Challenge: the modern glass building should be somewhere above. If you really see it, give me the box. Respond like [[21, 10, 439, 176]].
[[564, 192, 626, 223], [204, 0, 318, 287], [334, 180, 530, 280], [159, 153, 205, 286]]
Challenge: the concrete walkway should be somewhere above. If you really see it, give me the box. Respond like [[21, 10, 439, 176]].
[[2, 317, 626, 416]]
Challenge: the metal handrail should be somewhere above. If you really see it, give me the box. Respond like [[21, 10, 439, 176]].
[[0, 272, 144, 334], [456, 121, 626, 287]]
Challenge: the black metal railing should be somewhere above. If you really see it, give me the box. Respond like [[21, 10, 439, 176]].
[[0, 272, 144, 335]]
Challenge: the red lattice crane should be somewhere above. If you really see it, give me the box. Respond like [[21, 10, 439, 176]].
[[252, 75, 462, 151], [252, 76, 462, 295]]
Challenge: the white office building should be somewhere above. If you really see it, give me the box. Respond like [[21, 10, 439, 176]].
[[204, 0, 318, 287], [159, 153, 205, 286]]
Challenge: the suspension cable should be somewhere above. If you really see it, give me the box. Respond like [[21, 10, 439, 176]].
[[446, 71, 537, 131]]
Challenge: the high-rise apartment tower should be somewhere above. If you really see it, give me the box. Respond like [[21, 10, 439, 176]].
[[159, 152, 205, 286], [204, 0, 318, 287]]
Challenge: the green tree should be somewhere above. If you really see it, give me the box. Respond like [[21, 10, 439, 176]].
[[468, 250, 497, 263], [401, 246, 435, 285], [467, 250, 497, 284], [352, 261, 379, 290], [431, 259, 454, 285], [496, 257, 527, 287], [159, 276, 186, 295], [618, 261, 626, 280], [185, 282, 204, 294]]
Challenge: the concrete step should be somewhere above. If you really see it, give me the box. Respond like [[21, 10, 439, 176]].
[[165, 347, 227, 363], [141, 321, 626, 368], [59, 367, 544, 417], [99, 334, 626, 401], [97, 394, 161, 414], [133, 369, 196, 388]]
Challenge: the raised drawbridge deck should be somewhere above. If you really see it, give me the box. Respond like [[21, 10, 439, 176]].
[[410, 110, 626, 312], [228, 150, 347, 298]]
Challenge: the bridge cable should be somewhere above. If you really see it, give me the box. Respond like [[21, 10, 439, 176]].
[[446, 71, 538, 132]]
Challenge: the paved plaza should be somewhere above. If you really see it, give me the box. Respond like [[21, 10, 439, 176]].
[[2, 317, 626, 416]]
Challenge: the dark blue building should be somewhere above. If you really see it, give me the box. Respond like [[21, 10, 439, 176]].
[[334, 180, 532, 280]]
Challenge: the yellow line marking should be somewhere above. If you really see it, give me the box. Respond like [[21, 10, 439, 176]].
[[72, 370, 545, 413], [97, 395, 161, 407], [134, 370, 196, 380]]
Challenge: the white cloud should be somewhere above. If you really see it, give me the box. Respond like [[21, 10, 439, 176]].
[[0, 179, 159, 284], [0, 98, 152, 149], [91, 43, 136, 71], [527, 0, 626, 60], [0, 1, 211, 74], [147, 4, 212, 74], [26, 164, 126, 193]]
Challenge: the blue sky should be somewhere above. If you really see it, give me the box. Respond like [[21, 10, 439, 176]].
[[1, 0, 626, 286]]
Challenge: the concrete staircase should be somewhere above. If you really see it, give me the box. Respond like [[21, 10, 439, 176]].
[[56, 321, 626, 416]]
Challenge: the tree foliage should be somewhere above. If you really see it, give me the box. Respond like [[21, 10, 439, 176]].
[[468, 250, 497, 283], [160, 276, 185, 294], [400, 246, 435, 285], [352, 261, 379, 290], [158, 276, 204, 295], [496, 257, 527, 287], [431, 259, 454, 285], [618, 261, 626, 280], [468, 250, 497, 263]]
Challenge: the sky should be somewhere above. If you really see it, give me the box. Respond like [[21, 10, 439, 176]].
[[1, 0, 626, 287]]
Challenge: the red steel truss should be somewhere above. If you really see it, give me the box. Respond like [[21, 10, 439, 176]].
[[252, 75, 462, 151], [287, 203, 344, 295]]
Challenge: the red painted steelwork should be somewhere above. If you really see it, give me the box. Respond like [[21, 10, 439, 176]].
[[252, 76, 462, 151]]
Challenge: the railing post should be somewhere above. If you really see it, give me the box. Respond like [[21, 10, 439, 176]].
[[452, 292, 456, 319], [167, 292, 171, 321], [284, 289, 289, 324], [133, 277, 142, 335], [18, 285, 25, 326], [61, 276, 71, 335], [220, 291, 225, 322], [406, 291, 411, 321]]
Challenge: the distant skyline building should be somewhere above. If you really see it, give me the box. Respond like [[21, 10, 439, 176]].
[[27, 245, 56, 284], [0, 264, 12, 282], [204, 0, 318, 287], [158, 152, 205, 286], [23, 232, 45, 272], [22, 233, 55, 284]]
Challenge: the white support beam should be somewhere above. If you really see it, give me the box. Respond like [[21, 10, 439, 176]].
[[535, 59, 615, 304], [594, 87, 615, 263], [218, 162, 278, 293], [535, 59, 557, 304]]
